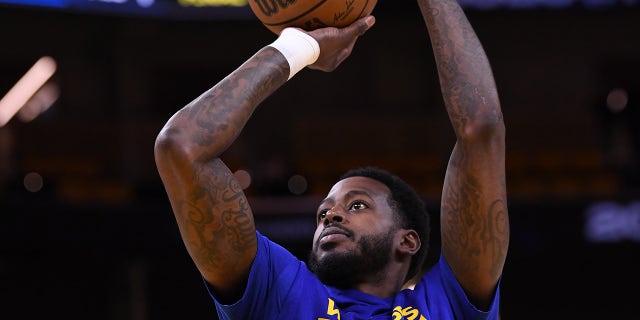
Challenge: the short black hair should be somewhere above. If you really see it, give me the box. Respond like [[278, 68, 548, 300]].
[[339, 166, 430, 282]]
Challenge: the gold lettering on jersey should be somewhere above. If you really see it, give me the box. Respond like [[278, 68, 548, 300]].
[[392, 305, 428, 320], [317, 298, 427, 320], [327, 298, 341, 319]]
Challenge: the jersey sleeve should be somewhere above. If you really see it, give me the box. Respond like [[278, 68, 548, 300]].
[[431, 253, 502, 319], [205, 231, 305, 320]]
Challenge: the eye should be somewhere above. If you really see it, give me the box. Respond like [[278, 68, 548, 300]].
[[349, 200, 368, 211], [317, 209, 329, 221]]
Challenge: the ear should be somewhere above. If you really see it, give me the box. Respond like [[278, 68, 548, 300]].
[[397, 229, 421, 256]]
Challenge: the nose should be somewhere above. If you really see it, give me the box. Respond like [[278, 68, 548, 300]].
[[324, 208, 344, 225]]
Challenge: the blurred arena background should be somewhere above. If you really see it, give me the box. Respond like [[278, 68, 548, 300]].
[[0, 0, 639, 319]]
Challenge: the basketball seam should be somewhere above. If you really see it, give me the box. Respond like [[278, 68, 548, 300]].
[[357, 0, 371, 19]]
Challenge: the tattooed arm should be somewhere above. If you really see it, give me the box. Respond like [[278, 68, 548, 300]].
[[419, 0, 509, 309], [154, 17, 375, 303]]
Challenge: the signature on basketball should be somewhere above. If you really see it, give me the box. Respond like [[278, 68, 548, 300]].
[[333, 0, 355, 22]]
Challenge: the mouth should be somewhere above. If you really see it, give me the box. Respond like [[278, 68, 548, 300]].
[[317, 225, 353, 249]]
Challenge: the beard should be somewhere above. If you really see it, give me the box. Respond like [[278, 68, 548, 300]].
[[307, 231, 395, 289]]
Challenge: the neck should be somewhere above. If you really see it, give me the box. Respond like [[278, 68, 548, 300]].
[[351, 263, 409, 298]]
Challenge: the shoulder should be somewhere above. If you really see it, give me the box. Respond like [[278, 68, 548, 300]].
[[417, 254, 501, 319]]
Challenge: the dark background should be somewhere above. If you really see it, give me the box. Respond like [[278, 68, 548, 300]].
[[1, 0, 639, 319]]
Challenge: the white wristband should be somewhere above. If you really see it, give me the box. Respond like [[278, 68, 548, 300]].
[[268, 28, 320, 80]]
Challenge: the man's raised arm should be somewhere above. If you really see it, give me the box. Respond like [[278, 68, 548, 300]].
[[153, 18, 375, 303], [419, 0, 509, 309]]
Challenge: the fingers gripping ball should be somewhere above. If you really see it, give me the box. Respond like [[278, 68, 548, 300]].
[[249, 0, 378, 35]]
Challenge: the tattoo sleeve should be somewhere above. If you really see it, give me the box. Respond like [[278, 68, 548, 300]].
[[419, 0, 509, 308], [155, 47, 289, 297]]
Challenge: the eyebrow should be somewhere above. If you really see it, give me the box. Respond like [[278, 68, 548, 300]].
[[318, 190, 372, 208]]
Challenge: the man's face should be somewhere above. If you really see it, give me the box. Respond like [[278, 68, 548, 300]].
[[307, 176, 399, 287]]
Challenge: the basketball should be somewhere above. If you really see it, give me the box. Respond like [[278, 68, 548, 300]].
[[249, 0, 378, 35]]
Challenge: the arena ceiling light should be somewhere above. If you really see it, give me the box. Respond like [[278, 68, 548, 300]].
[[0, 56, 57, 127]]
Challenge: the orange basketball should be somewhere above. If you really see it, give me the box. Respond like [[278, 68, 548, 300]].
[[249, 0, 377, 35]]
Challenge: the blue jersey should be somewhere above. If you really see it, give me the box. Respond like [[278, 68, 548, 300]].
[[208, 231, 500, 319]]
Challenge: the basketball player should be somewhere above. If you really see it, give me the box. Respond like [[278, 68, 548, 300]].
[[154, 0, 508, 318]]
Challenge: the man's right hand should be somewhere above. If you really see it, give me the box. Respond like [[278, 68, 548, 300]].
[[306, 15, 376, 72]]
